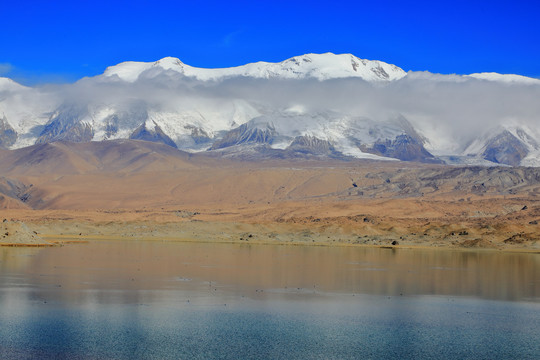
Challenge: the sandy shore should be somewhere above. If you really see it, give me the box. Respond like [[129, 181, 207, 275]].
[[1, 204, 539, 252]]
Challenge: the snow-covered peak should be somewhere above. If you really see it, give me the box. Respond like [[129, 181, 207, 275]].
[[102, 57, 185, 82], [101, 53, 407, 83], [103, 61, 153, 82], [463, 123, 540, 166], [0, 77, 27, 92], [467, 72, 540, 85], [235, 53, 407, 81], [153, 56, 185, 69]]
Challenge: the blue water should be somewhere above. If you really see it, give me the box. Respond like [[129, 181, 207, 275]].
[[0, 242, 539, 359]]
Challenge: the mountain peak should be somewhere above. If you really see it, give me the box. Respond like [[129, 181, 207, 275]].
[[152, 57, 184, 69], [0, 77, 27, 92], [467, 72, 540, 85], [102, 57, 186, 82], [276, 52, 406, 81], [101, 53, 407, 82]]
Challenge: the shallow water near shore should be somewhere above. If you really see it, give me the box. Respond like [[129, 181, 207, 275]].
[[1, 241, 539, 359]]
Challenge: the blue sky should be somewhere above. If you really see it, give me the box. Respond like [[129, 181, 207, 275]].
[[1, 0, 539, 84]]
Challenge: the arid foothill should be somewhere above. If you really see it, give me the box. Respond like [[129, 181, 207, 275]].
[[0, 140, 537, 252]]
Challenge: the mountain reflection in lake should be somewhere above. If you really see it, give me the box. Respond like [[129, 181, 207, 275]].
[[0, 241, 539, 359]]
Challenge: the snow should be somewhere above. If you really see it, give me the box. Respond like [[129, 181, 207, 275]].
[[438, 155, 505, 167], [0, 80, 59, 148], [339, 146, 397, 161], [467, 72, 540, 85], [238, 111, 407, 161], [1, 54, 540, 166], [521, 150, 540, 167], [102, 53, 407, 83], [459, 123, 540, 166], [0, 77, 28, 92], [464, 123, 540, 156], [103, 62, 153, 82]]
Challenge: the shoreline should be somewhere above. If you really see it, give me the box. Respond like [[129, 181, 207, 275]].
[[2, 204, 539, 253], [0, 221, 530, 254], [4, 236, 538, 255]]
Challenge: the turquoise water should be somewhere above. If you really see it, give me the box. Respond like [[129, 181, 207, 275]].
[[0, 242, 539, 359]]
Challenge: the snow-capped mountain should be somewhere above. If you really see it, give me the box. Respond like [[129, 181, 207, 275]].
[[207, 112, 440, 162], [0, 77, 28, 92], [1, 53, 540, 166], [462, 125, 540, 166], [102, 53, 407, 82], [467, 73, 540, 85]]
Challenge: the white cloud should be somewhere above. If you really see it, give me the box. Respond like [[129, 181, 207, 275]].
[[0, 63, 13, 76], [4, 67, 540, 155]]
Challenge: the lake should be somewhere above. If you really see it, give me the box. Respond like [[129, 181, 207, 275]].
[[1, 241, 539, 359]]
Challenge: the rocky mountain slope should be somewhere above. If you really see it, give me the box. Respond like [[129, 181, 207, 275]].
[[2, 139, 540, 251], [1, 139, 540, 211], [1, 53, 539, 166]]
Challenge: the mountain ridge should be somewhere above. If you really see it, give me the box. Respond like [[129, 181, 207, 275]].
[[1, 53, 539, 166], [102, 53, 407, 82]]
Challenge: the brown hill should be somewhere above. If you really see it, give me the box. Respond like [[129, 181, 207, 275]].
[[0, 143, 392, 209], [1, 139, 540, 211], [0, 140, 198, 177], [1, 139, 539, 249]]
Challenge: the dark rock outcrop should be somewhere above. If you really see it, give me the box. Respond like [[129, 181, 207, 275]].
[[184, 125, 211, 144], [104, 114, 119, 138], [361, 134, 441, 163], [130, 121, 178, 148], [0, 177, 32, 203], [287, 135, 335, 155], [211, 122, 275, 150], [36, 104, 94, 144], [481, 130, 529, 166], [0, 115, 17, 148]]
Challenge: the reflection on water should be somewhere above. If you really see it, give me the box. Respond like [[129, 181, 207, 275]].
[[2, 241, 538, 302], [0, 241, 539, 359]]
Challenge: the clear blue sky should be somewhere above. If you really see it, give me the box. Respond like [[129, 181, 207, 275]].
[[1, 0, 539, 85]]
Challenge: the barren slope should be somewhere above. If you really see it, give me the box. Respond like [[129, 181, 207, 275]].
[[0, 140, 539, 250]]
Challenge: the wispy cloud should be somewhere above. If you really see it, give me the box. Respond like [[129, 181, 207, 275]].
[[219, 30, 243, 48], [0, 63, 13, 76], [3, 67, 540, 155]]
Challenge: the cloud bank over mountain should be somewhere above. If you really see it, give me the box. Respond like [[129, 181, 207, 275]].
[[1, 53, 539, 165]]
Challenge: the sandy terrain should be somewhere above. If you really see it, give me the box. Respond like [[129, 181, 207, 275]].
[[1, 197, 538, 251], [0, 220, 54, 246], [0, 140, 539, 251]]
